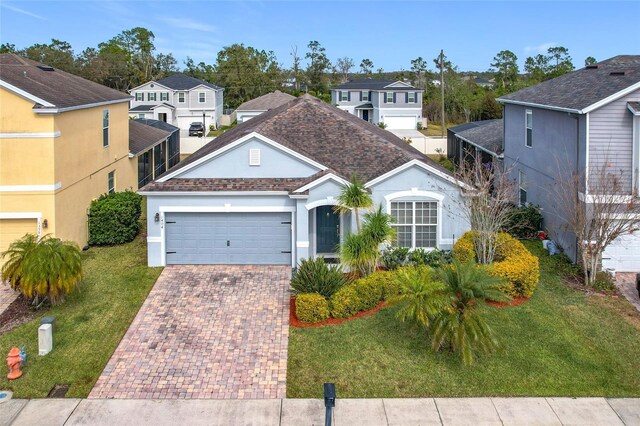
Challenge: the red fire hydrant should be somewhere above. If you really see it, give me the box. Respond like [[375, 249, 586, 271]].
[[6, 347, 23, 380]]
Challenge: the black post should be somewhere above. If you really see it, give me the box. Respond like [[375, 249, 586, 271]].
[[324, 383, 336, 426], [202, 112, 206, 137]]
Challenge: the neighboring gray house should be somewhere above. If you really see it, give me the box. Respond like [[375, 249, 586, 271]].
[[140, 95, 469, 267], [236, 90, 296, 123], [331, 79, 423, 129], [497, 55, 640, 272], [129, 73, 224, 131]]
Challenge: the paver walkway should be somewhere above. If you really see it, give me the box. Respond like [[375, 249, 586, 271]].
[[615, 272, 640, 312], [0, 284, 19, 315], [89, 265, 290, 399]]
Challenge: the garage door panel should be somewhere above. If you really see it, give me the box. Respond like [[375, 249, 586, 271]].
[[602, 231, 640, 272], [165, 212, 291, 265], [0, 218, 38, 267], [384, 116, 416, 130]]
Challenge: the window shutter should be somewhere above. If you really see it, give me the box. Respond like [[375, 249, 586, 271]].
[[405, 92, 408, 103], [393, 92, 397, 103], [360, 91, 362, 101], [369, 91, 372, 102], [348, 92, 351, 101]]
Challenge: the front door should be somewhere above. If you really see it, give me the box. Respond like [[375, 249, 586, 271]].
[[362, 110, 369, 122], [158, 113, 167, 122], [316, 205, 340, 254]]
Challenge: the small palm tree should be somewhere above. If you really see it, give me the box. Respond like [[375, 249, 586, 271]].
[[362, 205, 396, 268], [335, 175, 372, 232], [1, 234, 83, 306], [432, 259, 510, 365], [339, 232, 377, 276]]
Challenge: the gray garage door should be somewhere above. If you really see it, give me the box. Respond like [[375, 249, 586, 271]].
[[165, 212, 292, 265]]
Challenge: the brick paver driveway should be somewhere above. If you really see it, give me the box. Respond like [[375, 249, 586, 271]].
[[90, 265, 290, 399]]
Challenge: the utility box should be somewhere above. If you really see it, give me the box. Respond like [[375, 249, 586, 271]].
[[39, 323, 53, 356], [40, 316, 56, 333]]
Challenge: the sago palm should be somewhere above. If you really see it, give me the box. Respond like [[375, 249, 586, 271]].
[[392, 266, 452, 327], [1, 233, 83, 306], [335, 175, 372, 232]]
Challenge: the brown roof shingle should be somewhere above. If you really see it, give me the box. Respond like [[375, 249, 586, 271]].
[[236, 91, 296, 111], [129, 120, 171, 155], [0, 54, 130, 109], [141, 177, 311, 192]]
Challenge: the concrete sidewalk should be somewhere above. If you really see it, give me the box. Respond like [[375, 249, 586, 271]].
[[2, 397, 639, 426]]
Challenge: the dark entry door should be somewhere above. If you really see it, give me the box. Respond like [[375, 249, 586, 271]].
[[316, 205, 340, 254], [362, 110, 369, 121]]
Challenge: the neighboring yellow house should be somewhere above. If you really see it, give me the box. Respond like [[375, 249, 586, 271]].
[[0, 54, 139, 257]]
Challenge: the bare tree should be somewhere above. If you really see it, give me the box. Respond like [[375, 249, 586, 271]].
[[550, 158, 640, 286], [290, 45, 300, 91], [335, 57, 354, 83], [454, 156, 518, 264]]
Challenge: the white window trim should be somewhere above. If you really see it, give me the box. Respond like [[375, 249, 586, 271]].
[[148, 92, 157, 102], [408, 92, 416, 103], [135, 92, 144, 101], [198, 92, 206, 103], [178, 92, 186, 103], [160, 92, 169, 102], [102, 109, 109, 148], [518, 170, 527, 205], [386, 92, 393, 103], [340, 91, 348, 102], [525, 109, 533, 148], [362, 91, 369, 101], [108, 171, 115, 193], [385, 190, 444, 250]]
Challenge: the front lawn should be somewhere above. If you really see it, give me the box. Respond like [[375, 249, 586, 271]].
[[207, 122, 237, 137], [287, 242, 640, 398], [0, 237, 161, 398]]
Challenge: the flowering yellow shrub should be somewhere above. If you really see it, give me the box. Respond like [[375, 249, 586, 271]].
[[453, 231, 477, 262], [296, 293, 330, 324]]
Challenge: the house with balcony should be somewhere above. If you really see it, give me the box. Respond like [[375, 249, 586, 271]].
[[129, 73, 224, 132], [331, 79, 423, 130]]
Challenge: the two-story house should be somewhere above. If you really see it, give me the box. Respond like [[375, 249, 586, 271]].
[[129, 73, 224, 132], [0, 54, 139, 257], [331, 79, 423, 130], [497, 55, 640, 272]]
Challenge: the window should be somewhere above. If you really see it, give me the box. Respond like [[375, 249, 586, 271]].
[[102, 110, 109, 147], [137, 151, 152, 188], [340, 91, 348, 102], [386, 92, 393, 103], [407, 92, 416, 103], [519, 171, 528, 205], [198, 92, 206, 103], [160, 92, 169, 102], [178, 92, 185, 103], [107, 171, 115, 194], [362, 91, 369, 101], [138, 113, 146, 119], [148, 92, 157, 102], [153, 141, 166, 177], [135, 92, 143, 101], [390, 200, 438, 248], [525, 110, 533, 147]]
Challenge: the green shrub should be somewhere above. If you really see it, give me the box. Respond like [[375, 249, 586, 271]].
[[381, 247, 410, 270], [352, 277, 384, 311], [592, 271, 617, 293], [290, 257, 346, 299], [408, 248, 452, 267], [88, 190, 143, 245], [295, 293, 330, 324], [330, 285, 361, 318], [503, 204, 544, 239]]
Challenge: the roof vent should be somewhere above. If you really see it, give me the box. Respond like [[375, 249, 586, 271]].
[[609, 71, 627, 76], [585, 64, 598, 69], [37, 65, 54, 71]]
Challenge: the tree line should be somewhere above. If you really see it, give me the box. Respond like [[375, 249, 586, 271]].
[[1, 28, 591, 121]]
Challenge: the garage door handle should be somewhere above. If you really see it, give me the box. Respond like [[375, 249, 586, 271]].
[[227, 240, 230, 246], [166, 251, 176, 254], [281, 251, 291, 254]]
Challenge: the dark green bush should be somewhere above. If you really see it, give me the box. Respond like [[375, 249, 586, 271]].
[[408, 248, 452, 267], [88, 190, 143, 245], [291, 257, 346, 299], [593, 271, 617, 293], [503, 204, 544, 239], [381, 247, 410, 270], [295, 293, 330, 324]]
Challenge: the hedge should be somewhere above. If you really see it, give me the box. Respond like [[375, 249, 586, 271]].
[[295, 293, 330, 324], [88, 190, 143, 245]]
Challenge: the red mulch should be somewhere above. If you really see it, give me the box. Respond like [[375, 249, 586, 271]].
[[487, 296, 530, 308], [0, 294, 38, 335], [290, 296, 387, 328]]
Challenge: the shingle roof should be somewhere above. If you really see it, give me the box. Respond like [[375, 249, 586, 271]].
[[130, 104, 154, 112], [628, 101, 640, 114], [498, 56, 640, 112], [334, 79, 419, 91], [141, 177, 310, 192], [134, 118, 180, 134], [355, 103, 373, 109], [129, 120, 171, 155], [154, 73, 222, 91], [236, 91, 296, 111], [0, 54, 130, 109], [153, 95, 452, 187], [450, 119, 503, 155]]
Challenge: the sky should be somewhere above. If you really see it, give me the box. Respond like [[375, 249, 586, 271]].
[[1, 1, 638, 72]]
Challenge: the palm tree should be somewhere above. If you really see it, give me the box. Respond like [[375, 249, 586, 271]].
[[432, 259, 510, 365], [362, 205, 396, 268], [339, 232, 377, 276], [335, 175, 372, 232], [1, 234, 83, 306], [392, 266, 452, 327]]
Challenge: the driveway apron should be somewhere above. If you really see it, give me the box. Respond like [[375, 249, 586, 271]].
[[90, 265, 290, 399]]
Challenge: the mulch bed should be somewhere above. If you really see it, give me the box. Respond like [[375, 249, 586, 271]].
[[487, 296, 530, 308], [0, 294, 39, 335], [290, 296, 387, 328]]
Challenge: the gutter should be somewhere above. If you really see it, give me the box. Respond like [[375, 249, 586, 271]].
[[496, 98, 582, 114]]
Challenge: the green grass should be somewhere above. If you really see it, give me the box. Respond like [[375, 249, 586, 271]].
[[207, 122, 237, 137], [287, 242, 640, 398], [0, 237, 162, 398], [419, 122, 458, 137]]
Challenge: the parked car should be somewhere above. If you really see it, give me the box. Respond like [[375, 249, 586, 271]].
[[189, 122, 204, 136]]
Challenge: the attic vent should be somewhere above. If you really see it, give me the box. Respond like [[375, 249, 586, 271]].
[[37, 65, 54, 71], [610, 71, 627, 76], [585, 64, 598, 69], [249, 149, 261, 166]]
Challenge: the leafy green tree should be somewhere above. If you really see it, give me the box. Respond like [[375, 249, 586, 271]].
[[410, 57, 428, 88], [305, 40, 331, 92], [524, 54, 549, 83], [490, 50, 520, 91], [22, 39, 76, 72], [184, 57, 216, 81], [584, 56, 597, 66], [0, 43, 16, 53], [334, 175, 373, 232], [1, 234, 82, 306], [360, 58, 374, 75], [154, 53, 178, 79], [546, 46, 574, 78]]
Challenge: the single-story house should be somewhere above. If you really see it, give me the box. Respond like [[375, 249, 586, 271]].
[[140, 95, 470, 267], [236, 90, 296, 123]]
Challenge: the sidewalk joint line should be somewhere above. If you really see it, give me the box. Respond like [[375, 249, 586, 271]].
[[489, 398, 505, 426], [545, 398, 565, 426], [433, 398, 445, 426]]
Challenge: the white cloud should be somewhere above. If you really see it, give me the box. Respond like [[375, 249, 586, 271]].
[[1, 3, 46, 20], [160, 17, 217, 33], [524, 42, 558, 55]]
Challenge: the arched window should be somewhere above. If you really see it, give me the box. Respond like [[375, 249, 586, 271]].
[[385, 190, 443, 249]]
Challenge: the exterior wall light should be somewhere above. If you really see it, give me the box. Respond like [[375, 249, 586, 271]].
[[154, 213, 160, 222], [42, 219, 48, 228]]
